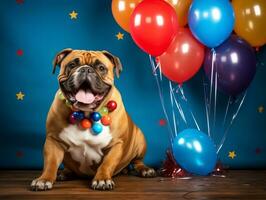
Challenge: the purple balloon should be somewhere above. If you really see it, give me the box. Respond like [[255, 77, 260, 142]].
[[204, 35, 256, 96]]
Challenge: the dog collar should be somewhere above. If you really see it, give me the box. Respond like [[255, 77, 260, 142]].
[[58, 89, 117, 135]]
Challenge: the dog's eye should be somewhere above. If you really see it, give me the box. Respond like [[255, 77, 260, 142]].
[[68, 62, 76, 68], [99, 65, 106, 71]]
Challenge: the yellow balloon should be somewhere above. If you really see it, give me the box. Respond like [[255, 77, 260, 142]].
[[111, 0, 142, 33], [232, 0, 266, 47], [166, 0, 192, 27]]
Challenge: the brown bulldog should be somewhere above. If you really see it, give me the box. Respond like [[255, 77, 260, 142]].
[[30, 49, 156, 191]]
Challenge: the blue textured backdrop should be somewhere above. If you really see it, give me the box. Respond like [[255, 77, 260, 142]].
[[0, 0, 265, 169]]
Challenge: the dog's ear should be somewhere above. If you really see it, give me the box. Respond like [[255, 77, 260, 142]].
[[102, 51, 122, 78], [52, 48, 73, 74]]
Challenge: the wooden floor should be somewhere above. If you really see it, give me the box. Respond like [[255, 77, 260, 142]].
[[0, 170, 265, 199]]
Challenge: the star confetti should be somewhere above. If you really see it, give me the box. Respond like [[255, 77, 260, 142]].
[[16, 91, 25, 100], [16, 0, 24, 4], [116, 32, 124, 40], [255, 148, 262, 155], [258, 106, 264, 113], [16, 151, 24, 158], [17, 49, 23, 56], [69, 10, 78, 19], [159, 119, 166, 126], [228, 151, 236, 159]]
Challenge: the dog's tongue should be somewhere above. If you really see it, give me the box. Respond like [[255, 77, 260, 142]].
[[75, 89, 95, 104]]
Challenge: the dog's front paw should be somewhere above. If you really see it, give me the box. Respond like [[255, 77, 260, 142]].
[[91, 179, 115, 191], [140, 167, 157, 178], [30, 179, 53, 191]]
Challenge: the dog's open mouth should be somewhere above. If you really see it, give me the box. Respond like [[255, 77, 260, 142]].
[[62, 82, 111, 110], [75, 89, 104, 104]]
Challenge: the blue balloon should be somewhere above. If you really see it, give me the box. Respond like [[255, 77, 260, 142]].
[[92, 123, 103, 135], [90, 112, 102, 122], [172, 129, 217, 175], [188, 0, 235, 48]]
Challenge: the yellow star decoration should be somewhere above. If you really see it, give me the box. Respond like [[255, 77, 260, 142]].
[[16, 91, 25, 100], [258, 106, 264, 113], [116, 32, 124, 40], [228, 151, 236, 159], [69, 10, 78, 19]]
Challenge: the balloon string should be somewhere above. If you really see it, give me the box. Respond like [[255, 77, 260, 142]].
[[203, 77, 211, 137], [213, 69, 218, 129], [231, 92, 247, 122], [216, 91, 247, 153], [190, 110, 200, 131], [158, 62, 163, 81], [152, 63, 160, 75], [178, 85, 201, 131], [209, 48, 216, 117], [170, 85, 188, 126], [169, 81, 178, 137], [149, 55, 174, 145], [178, 85, 186, 100], [223, 96, 232, 126]]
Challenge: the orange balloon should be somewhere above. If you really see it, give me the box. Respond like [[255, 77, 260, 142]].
[[112, 0, 142, 32], [165, 0, 192, 27], [232, 0, 266, 47]]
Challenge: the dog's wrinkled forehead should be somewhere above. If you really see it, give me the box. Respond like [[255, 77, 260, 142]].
[[53, 49, 122, 82], [61, 51, 112, 73]]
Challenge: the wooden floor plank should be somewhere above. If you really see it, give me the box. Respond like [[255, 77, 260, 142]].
[[0, 170, 265, 199]]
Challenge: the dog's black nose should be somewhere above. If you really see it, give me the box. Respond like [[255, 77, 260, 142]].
[[79, 66, 93, 74]]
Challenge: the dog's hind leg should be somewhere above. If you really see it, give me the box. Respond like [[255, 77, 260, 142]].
[[131, 159, 156, 177], [131, 130, 156, 178]]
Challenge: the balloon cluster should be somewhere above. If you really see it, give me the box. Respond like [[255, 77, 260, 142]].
[[111, 0, 265, 175], [112, 0, 264, 91], [70, 100, 117, 135]]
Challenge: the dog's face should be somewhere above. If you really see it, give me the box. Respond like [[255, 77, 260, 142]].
[[53, 49, 122, 111]]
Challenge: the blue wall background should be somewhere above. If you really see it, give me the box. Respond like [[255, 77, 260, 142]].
[[0, 0, 265, 169]]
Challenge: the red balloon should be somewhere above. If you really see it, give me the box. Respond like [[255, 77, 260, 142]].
[[158, 28, 205, 83], [130, 0, 178, 56]]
